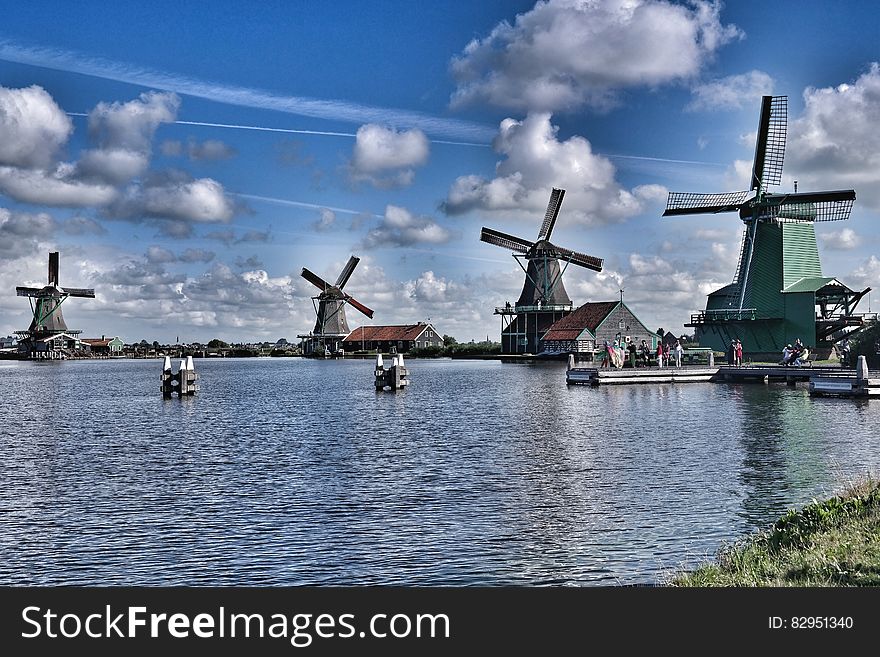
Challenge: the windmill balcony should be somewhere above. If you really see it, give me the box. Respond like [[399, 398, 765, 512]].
[[687, 308, 765, 325], [495, 303, 573, 315]]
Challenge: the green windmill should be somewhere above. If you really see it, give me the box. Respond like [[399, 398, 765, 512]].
[[664, 95, 870, 358]]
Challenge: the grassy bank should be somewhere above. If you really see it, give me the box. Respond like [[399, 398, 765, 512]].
[[671, 477, 880, 586]]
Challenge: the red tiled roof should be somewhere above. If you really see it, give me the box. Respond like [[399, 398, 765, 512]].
[[345, 324, 434, 342], [541, 301, 618, 341], [81, 338, 112, 347]]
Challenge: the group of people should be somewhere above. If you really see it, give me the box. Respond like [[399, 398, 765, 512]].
[[601, 335, 684, 368], [780, 339, 809, 366], [727, 338, 743, 366]]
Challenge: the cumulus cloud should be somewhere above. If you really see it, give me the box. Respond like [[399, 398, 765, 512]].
[[687, 70, 775, 111], [0, 165, 117, 206], [818, 227, 859, 250], [349, 124, 429, 188], [450, 0, 742, 112], [846, 255, 880, 292], [88, 91, 178, 152], [73, 91, 178, 187], [787, 63, 880, 209], [109, 173, 235, 223], [443, 113, 658, 225], [0, 85, 72, 168], [361, 205, 453, 248], [0, 208, 56, 257]]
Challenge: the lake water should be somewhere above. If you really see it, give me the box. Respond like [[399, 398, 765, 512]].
[[1, 357, 878, 586]]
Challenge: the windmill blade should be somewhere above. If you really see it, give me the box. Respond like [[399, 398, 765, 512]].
[[480, 227, 534, 254], [761, 190, 856, 222], [344, 294, 374, 318], [48, 251, 60, 285], [62, 287, 96, 298], [663, 191, 750, 216], [549, 243, 604, 272], [537, 187, 565, 240], [751, 95, 786, 191], [300, 267, 332, 292], [16, 287, 42, 297], [335, 255, 360, 289]]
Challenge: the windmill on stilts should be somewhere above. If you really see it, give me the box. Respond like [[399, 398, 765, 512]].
[[297, 255, 374, 357], [480, 188, 604, 354], [663, 95, 869, 358]]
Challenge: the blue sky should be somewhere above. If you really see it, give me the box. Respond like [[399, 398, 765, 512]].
[[1, 0, 879, 343]]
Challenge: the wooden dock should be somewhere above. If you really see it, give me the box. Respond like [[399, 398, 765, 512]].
[[566, 361, 879, 397], [566, 366, 719, 386], [808, 356, 880, 398]]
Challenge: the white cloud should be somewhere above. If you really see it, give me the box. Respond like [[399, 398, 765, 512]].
[[361, 205, 453, 248], [76, 148, 150, 185], [111, 176, 235, 223], [450, 0, 742, 112], [0, 165, 118, 207], [0, 85, 72, 169], [687, 70, 775, 111], [443, 113, 652, 225], [818, 227, 859, 250], [88, 91, 178, 152], [846, 255, 880, 293], [787, 63, 880, 209], [350, 124, 429, 188]]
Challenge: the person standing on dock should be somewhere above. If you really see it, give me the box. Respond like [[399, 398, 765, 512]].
[[734, 339, 743, 367], [727, 339, 736, 365], [656, 341, 664, 368], [601, 340, 611, 368], [628, 340, 637, 368], [674, 340, 683, 367]]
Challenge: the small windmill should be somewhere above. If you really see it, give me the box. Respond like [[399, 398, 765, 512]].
[[15, 251, 95, 358], [664, 95, 869, 355], [480, 188, 604, 354], [298, 255, 373, 357]]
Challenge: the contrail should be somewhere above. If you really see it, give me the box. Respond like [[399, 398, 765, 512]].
[[1, 39, 495, 142], [233, 193, 384, 219], [66, 113, 489, 147]]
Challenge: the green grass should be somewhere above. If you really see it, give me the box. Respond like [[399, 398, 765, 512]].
[[670, 478, 880, 586]]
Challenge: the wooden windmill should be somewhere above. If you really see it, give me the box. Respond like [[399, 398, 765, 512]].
[[664, 95, 869, 356], [480, 188, 604, 354], [298, 255, 373, 357]]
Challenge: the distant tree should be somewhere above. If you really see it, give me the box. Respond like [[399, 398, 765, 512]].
[[656, 328, 665, 337], [139, 339, 149, 346], [443, 334, 458, 346], [152, 340, 160, 348], [208, 338, 230, 349]]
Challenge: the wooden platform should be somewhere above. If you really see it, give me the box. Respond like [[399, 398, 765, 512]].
[[567, 356, 880, 400], [809, 375, 880, 398], [566, 366, 718, 386]]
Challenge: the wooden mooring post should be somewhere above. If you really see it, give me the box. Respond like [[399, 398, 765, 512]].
[[375, 352, 408, 391], [161, 355, 199, 397]]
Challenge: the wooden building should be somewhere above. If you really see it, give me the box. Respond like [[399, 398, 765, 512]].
[[344, 323, 442, 353], [82, 336, 124, 355], [541, 301, 658, 358]]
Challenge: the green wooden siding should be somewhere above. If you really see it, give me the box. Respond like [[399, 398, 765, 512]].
[[743, 221, 783, 317], [782, 222, 822, 288], [782, 292, 818, 347]]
